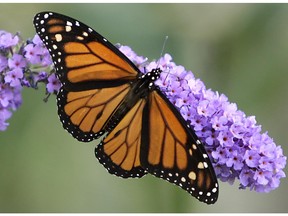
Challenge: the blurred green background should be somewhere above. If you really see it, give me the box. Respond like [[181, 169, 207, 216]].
[[0, 3, 287, 213]]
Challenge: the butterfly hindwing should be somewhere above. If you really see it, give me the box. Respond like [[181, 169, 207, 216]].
[[95, 99, 147, 178], [57, 84, 131, 141], [140, 90, 218, 204]]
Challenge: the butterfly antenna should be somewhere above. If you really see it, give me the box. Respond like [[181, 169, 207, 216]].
[[160, 36, 169, 60], [157, 36, 171, 84], [156, 36, 168, 69]]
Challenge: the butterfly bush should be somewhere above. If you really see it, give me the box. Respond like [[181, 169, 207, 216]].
[[0, 31, 60, 130], [0, 31, 286, 193], [118, 45, 286, 193]]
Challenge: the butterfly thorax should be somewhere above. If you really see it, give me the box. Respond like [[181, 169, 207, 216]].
[[136, 68, 161, 92]]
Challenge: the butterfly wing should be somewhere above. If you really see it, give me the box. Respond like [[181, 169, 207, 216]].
[[57, 84, 131, 141], [95, 99, 147, 178], [34, 12, 141, 141], [141, 89, 219, 204], [94, 87, 218, 202], [33, 12, 140, 89]]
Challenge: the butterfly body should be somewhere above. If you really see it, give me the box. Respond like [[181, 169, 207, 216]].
[[101, 68, 161, 133], [34, 11, 219, 204]]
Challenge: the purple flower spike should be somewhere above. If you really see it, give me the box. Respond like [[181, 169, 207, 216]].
[[118, 45, 287, 193], [0, 28, 286, 194], [0, 32, 55, 131]]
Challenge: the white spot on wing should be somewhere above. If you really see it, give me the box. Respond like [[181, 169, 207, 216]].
[[66, 26, 72, 32], [181, 177, 186, 182], [188, 171, 196, 180], [55, 34, 62, 42], [77, 36, 84, 40], [197, 162, 204, 169]]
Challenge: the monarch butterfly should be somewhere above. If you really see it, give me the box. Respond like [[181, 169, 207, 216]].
[[33, 11, 219, 204]]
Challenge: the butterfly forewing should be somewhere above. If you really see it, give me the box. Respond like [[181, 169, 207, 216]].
[[33, 12, 140, 89], [141, 90, 218, 204]]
